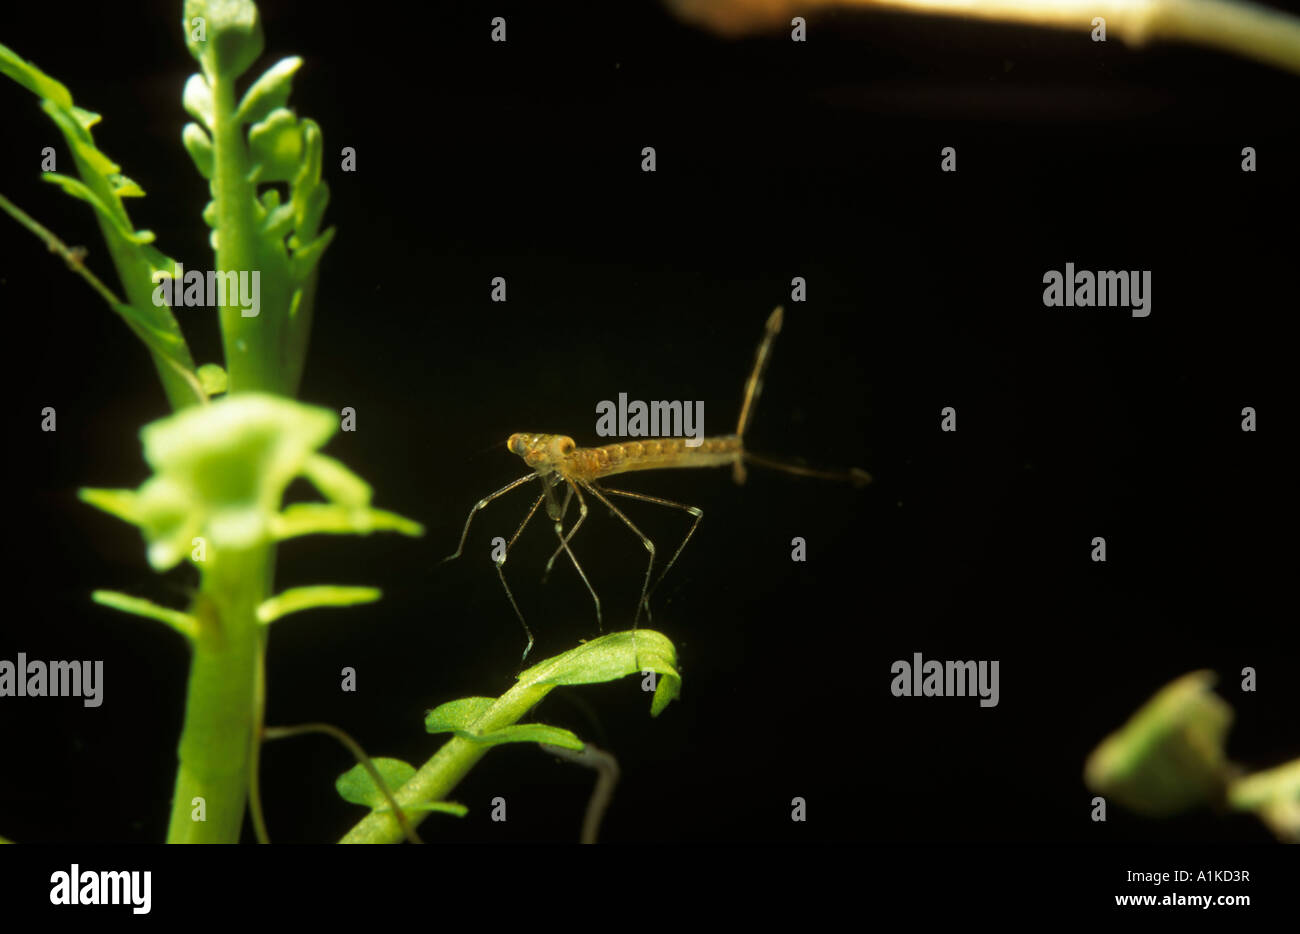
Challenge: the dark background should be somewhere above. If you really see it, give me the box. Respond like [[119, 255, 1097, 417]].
[[0, 1, 1295, 845]]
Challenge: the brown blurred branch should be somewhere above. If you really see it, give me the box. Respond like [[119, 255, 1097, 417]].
[[664, 0, 1300, 75]]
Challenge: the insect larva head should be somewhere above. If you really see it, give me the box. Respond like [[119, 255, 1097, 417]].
[[506, 432, 575, 469]]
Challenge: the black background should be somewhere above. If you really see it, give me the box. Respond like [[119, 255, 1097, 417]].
[[0, 0, 1296, 850]]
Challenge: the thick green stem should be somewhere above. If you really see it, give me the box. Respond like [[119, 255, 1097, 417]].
[[166, 545, 272, 843]]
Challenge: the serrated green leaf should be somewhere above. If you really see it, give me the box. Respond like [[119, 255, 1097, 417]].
[[1, 42, 201, 411], [256, 586, 381, 624], [41, 173, 154, 243], [235, 56, 303, 124], [40, 100, 120, 178]]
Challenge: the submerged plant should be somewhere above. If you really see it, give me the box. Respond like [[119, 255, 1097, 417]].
[[1085, 671, 1300, 842], [1, 0, 678, 843]]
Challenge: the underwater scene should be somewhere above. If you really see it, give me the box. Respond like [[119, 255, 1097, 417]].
[[0, 0, 1295, 916]]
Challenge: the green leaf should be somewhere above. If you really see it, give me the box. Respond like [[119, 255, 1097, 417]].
[[520, 630, 682, 716], [1084, 670, 1233, 816], [340, 631, 679, 843], [248, 108, 304, 182], [465, 723, 584, 750], [184, 0, 265, 82], [112, 303, 189, 356], [182, 123, 215, 179], [111, 174, 146, 198], [271, 503, 424, 540], [41, 173, 155, 244], [0, 41, 72, 107], [424, 697, 496, 733], [40, 99, 120, 178], [1, 37, 200, 414], [197, 363, 227, 396], [235, 56, 303, 124], [1228, 759, 1300, 842], [1229, 760, 1300, 810], [82, 396, 423, 568], [91, 590, 199, 640], [182, 74, 214, 129], [79, 488, 141, 525], [289, 226, 335, 281], [388, 801, 468, 817], [335, 758, 415, 808], [335, 759, 467, 818], [68, 105, 100, 130], [256, 586, 382, 624], [423, 634, 683, 750], [301, 453, 371, 507], [425, 696, 583, 750]]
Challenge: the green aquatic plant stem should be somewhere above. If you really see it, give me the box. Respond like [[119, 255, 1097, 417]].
[[341, 631, 680, 843], [340, 677, 558, 844], [209, 71, 269, 393], [80, 393, 423, 842], [167, 545, 271, 842]]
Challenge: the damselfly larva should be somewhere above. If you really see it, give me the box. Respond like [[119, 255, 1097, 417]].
[[443, 306, 870, 660]]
